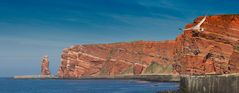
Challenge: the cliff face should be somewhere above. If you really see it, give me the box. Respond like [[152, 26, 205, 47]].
[[174, 15, 239, 74], [57, 15, 239, 77], [57, 41, 176, 78], [41, 56, 51, 75]]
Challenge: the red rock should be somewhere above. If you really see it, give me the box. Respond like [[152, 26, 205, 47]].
[[174, 15, 239, 74], [133, 63, 145, 75], [57, 14, 239, 77], [57, 41, 176, 78], [229, 51, 239, 72], [41, 55, 51, 75]]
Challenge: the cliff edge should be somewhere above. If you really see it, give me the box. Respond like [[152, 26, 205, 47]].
[[57, 41, 176, 78], [174, 14, 239, 74]]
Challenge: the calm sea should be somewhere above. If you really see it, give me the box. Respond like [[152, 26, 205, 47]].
[[0, 78, 179, 93]]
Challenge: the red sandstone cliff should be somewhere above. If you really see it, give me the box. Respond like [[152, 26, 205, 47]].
[[41, 56, 51, 75], [57, 41, 176, 78], [57, 14, 239, 77], [174, 15, 239, 74]]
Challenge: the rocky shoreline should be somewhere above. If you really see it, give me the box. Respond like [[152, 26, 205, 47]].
[[14, 74, 180, 82]]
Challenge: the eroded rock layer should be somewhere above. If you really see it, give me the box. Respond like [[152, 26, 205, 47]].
[[57, 41, 176, 78]]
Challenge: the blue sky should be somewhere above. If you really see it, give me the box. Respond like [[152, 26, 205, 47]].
[[0, 0, 239, 77]]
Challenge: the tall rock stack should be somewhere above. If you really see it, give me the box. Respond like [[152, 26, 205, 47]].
[[41, 55, 51, 75]]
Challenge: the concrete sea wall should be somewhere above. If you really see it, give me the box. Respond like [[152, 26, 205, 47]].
[[180, 74, 239, 93]]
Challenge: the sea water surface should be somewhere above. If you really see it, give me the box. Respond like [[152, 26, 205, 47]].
[[0, 78, 179, 93]]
